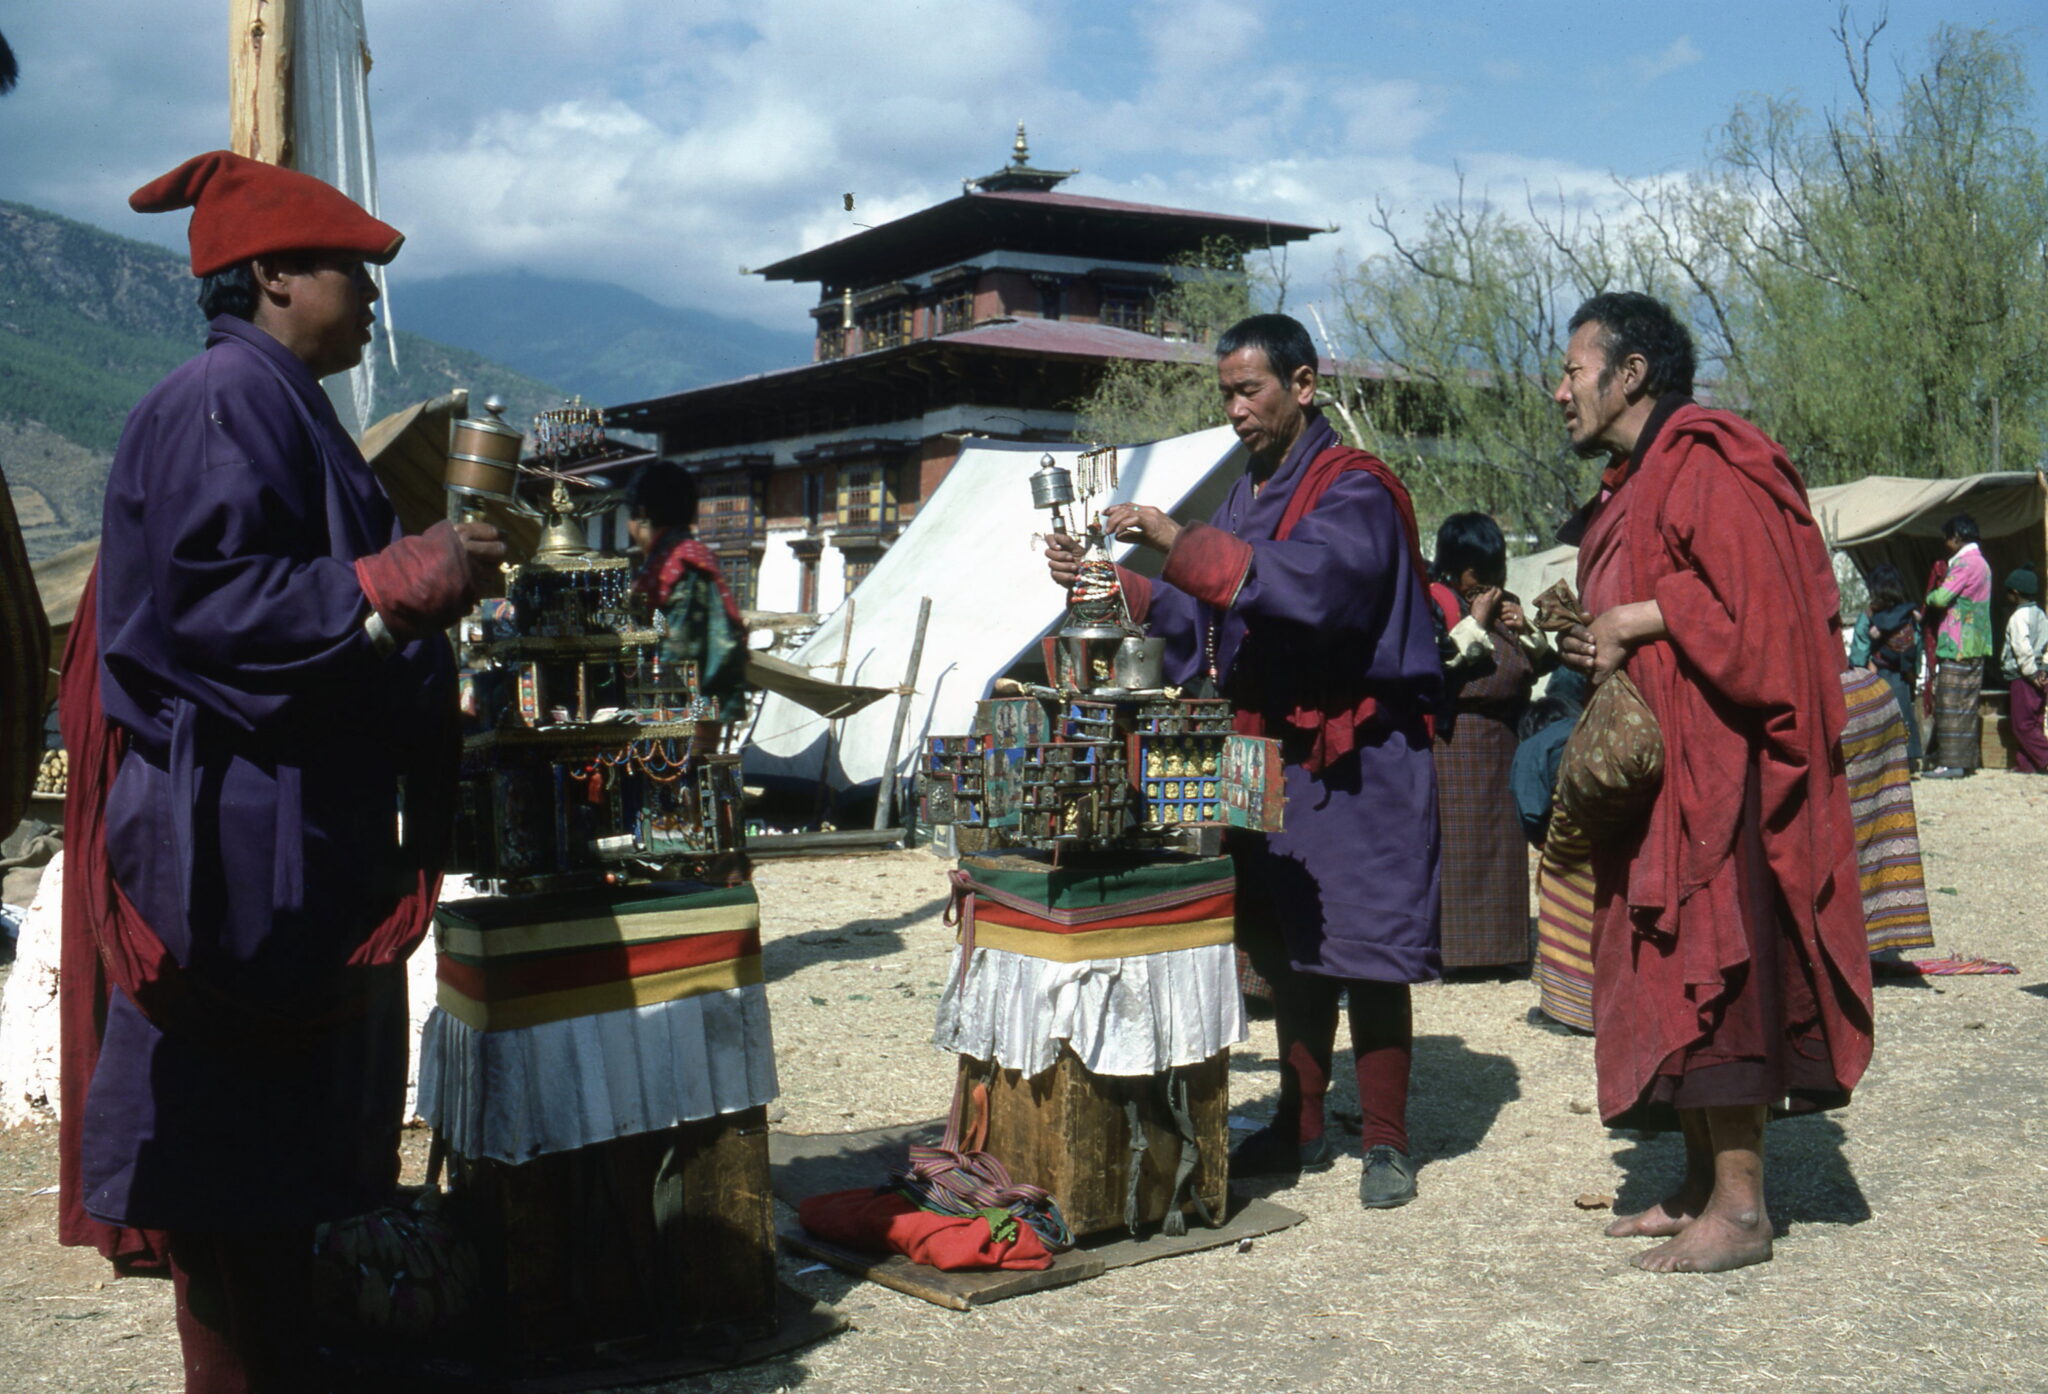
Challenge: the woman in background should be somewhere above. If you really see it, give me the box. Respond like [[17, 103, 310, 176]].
[[1849, 562, 1923, 768], [1427, 513, 1550, 972]]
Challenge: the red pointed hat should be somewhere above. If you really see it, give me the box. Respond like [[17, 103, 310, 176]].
[[130, 150, 404, 277]]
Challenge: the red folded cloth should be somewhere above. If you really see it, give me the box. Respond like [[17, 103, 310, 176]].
[[798, 1189, 1052, 1272]]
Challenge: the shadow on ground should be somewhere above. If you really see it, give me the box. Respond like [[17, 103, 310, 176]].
[[1609, 1113, 1870, 1233], [1226, 1033, 1520, 1180], [761, 895, 950, 983]]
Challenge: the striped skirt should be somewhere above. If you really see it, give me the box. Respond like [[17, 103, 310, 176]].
[[1840, 668, 1936, 955], [1531, 808, 1597, 1033], [1932, 658, 1984, 771]]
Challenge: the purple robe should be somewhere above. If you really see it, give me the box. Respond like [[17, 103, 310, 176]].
[[1140, 413, 1443, 982], [83, 316, 454, 1230]]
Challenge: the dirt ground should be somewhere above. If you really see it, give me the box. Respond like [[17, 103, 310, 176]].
[[3, 770, 2045, 1392]]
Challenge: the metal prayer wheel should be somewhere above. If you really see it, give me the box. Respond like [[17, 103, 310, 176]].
[[1029, 452, 1075, 513], [446, 396, 525, 504], [1112, 635, 1166, 690]]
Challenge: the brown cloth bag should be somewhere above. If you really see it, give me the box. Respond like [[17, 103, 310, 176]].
[[1532, 580, 1663, 835]]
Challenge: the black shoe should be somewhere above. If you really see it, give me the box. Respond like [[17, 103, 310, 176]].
[[1229, 1125, 1335, 1177], [1359, 1145, 1417, 1209]]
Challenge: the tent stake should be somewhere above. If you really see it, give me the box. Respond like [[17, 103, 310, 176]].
[[874, 595, 932, 832]]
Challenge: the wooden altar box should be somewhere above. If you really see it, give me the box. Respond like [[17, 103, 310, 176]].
[[1982, 691, 2015, 770], [450, 1107, 776, 1360], [953, 1046, 1229, 1240]]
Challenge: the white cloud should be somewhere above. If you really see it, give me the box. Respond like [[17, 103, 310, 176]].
[[0, 0, 1664, 342], [1630, 36, 1704, 85]]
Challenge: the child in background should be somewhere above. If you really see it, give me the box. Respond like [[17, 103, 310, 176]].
[[2001, 567, 2048, 774]]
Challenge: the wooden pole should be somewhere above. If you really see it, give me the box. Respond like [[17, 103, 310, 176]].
[[872, 596, 931, 832], [229, 0, 294, 165], [811, 598, 854, 826]]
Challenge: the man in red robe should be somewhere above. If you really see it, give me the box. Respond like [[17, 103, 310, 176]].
[[1554, 292, 1873, 1273]]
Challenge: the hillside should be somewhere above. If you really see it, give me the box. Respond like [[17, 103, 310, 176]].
[[0, 201, 567, 560], [399, 270, 811, 408]]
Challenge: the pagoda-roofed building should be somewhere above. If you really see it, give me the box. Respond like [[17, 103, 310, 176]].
[[605, 127, 1322, 614]]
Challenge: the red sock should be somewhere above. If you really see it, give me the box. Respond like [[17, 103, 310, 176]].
[[1271, 972, 1341, 1142], [1348, 980, 1414, 1153], [169, 1230, 313, 1394]]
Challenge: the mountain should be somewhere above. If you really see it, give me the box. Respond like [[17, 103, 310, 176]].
[[397, 271, 812, 409], [0, 200, 567, 561]]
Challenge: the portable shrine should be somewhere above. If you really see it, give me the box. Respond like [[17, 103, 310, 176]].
[[915, 449, 1287, 1240], [416, 403, 780, 1368]]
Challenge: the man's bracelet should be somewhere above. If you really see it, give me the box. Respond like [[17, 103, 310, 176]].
[[365, 610, 399, 659]]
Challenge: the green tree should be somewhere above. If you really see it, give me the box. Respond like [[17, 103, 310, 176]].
[[1637, 12, 2048, 481], [1332, 180, 1677, 540]]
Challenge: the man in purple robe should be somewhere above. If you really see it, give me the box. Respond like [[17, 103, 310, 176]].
[[60, 151, 502, 1390], [1048, 314, 1442, 1208]]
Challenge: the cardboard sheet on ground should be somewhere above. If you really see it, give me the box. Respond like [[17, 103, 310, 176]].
[[744, 428, 1248, 798], [770, 1120, 1306, 1309]]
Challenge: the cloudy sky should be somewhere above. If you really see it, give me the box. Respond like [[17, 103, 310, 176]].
[[3, 1, 2043, 333]]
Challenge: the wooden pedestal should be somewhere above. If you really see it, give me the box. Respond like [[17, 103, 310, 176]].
[[448, 1106, 777, 1360], [953, 1047, 1229, 1239]]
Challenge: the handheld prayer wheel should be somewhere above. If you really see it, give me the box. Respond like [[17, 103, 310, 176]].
[[447, 396, 525, 505]]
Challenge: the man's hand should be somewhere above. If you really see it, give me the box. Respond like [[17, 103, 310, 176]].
[[1469, 586, 1503, 631], [1557, 622, 1597, 677], [454, 522, 506, 592], [1101, 503, 1181, 554], [1558, 600, 1667, 684], [2033, 671, 2047, 693], [1045, 531, 1085, 589]]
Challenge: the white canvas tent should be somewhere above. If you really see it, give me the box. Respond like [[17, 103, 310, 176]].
[[745, 427, 1248, 802], [1504, 543, 1580, 609]]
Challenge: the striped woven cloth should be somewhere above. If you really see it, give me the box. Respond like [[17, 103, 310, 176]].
[[1532, 808, 1596, 1033], [435, 882, 761, 1032], [1840, 667, 1936, 955], [1931, 657, 1984, 771], [950, 854, 1235, 962]]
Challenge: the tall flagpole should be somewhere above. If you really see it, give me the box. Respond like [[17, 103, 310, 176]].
[[228, 0, 293, 164]]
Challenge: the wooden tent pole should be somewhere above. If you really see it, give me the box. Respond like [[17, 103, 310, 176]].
[[229, 0, 294, 165], [873, 596, 931, 832], [811, 598, 855, 825]]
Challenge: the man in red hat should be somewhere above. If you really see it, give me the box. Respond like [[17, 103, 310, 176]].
[[57, 150, 502, 1391]]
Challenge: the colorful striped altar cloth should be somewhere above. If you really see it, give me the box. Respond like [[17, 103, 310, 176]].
[[948, 854, 1236, 962], [434, 883, 762, 1032], [420, 882, 778, 1163], [934, 853, 1247, 1078]]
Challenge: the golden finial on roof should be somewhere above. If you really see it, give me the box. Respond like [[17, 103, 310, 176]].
[[1013, 122, 1030, 166]]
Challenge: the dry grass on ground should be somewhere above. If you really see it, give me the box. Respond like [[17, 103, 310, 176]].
[[2, 772, 2045, 1392]]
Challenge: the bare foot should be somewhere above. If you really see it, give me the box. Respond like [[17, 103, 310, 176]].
[[1631, 1208, 1773, 1273], [1604, 1182, 1709, 1238]]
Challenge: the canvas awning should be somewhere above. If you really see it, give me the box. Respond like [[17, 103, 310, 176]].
[[1809, 471, 2045, 549], [743, 651, 896, 721]]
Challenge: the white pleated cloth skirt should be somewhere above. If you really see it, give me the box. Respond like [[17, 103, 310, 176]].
[[418, 984, 779, 1164], [931, 942, 1246, 1079]]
